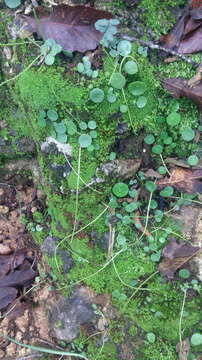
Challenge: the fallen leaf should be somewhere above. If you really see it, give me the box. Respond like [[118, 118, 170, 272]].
[[144, 168, 163, 179], [0, 287, 18, 310], [162, 78, 202, 111], [160, 1, 202, 54], [157, 166, 202, 193], [21, 5, 113, 53], [176, 338, 190, 360], [159, 238, 200, 279]]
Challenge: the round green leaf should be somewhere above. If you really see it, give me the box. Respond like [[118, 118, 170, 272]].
[[179, 269, 190, 279], [128, 81, 146, 96], [38, 117, 46, 128], [57, 133, 67, 143], [181, 127, 195, 142], [77, 63, 84, 73], [136, 96, 147, 108], [110, 73, 126, 89], [152, 145, 163, 154], [120, 104, 128, 113], [90, 130, 97, 138], [66, 121, 77, 135], [123, 60, 138, 74], [144, 134, 155, 145], [45, 54, 55, 66], [158, 166, 167, 175], [89, 88, 104, 103], [117, 40, 132, 56], [125, 202, 140, 213], [79, 121, 87, 130], [87, 144, 95, 152], [150, 252, 161, 262], [88, 121, 97, 129], [155, 210, 163, 222], [150, 200, 158, 209], [112, 182, 129, 198], [54, 122, 66, 134], [188, 155, 199, 166], [191, 333, 202, 346], [5, 0, 21, 8], [163, 137, 172, 145], [160, 186, 174, 197], [146, 333, 156, 344], [166, 112, 181, 126], [47, 109, 58, 121], [145, 181, 157, 192], [78, 134, 92, 148]]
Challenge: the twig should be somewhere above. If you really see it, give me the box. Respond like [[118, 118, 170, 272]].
[[122, 35, 198, 67]]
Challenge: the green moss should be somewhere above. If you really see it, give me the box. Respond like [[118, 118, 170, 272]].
[[139, 0, 185, 36]]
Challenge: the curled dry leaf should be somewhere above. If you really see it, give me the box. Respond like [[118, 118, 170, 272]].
[[158, 238, 200, 279], [157, 166, 202, 194], [21, 5, 113, 53], [162, 78, 202, 111], [160, 0, 202, 54]]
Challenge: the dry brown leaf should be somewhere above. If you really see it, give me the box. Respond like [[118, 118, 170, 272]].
[[160, 1, 202, 54], [157, 166, 202, 193], [21, 5, 113, 53], [159, 238, 200, 279], [162, 78, 202, 111]]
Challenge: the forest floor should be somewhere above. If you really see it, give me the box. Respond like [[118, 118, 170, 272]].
[[0, 0, 202, 359]]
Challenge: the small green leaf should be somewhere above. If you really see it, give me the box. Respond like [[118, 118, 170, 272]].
[[160, 186, 174, 197], [79, 122, 88, 130], [155, 210, 163, 222], [5, 0, 21, 8], [88, 121, 97, 129], [181, 127, 195, 142], [112, 183, 129, 197], [89, 130, 97, 138], [136, 96, 147, 108], [125, 202, 140, 213], [38, 117, 46, 128], [188, 155, 199, 166], [191, 333, 202, 346], [120, 104, 128, 113], [144, 134, 155, 145], [45, 54, 55, 66], [110, 73, 126, 89], [150, 252, 161, 262], [147, 332, 156, 343], [87, 144, 95, 152], [54, 122, 66, 134], [89, 88, 104, 103], [66, 121, 77, 135], [152, 145, 163, 154], [179, 269, 190, 279], [166, 112, 181, 126], [78, 134, 92, 148], [77, 63, 84, 73], [123, 60, 138, 74], [158, 166, 167, 175], [150, 200, 158, 209], [47, 109, 58, 121], [128, 81, 146, 96], [57, 133, 67, 143], [145, 181, 157, 192], [117, 40, 132, 56]]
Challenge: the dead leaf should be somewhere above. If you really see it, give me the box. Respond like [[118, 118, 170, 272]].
[[158, 238, 200, 279], [157, 166, 202, 193], [0, 287, 18, 310], [160, 1, 202, 54], [144, 169, 163, 179], [176, 338, 190, 360], [162, 78, 202, 111], [21, 5, 113, 53]]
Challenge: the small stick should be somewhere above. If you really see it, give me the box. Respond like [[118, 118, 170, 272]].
[[122, 35, 198, 67]]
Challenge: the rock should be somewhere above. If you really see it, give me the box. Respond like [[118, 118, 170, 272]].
[[172, 205, 202, 280], [49, 163, 72, 181], [100, 159, 141, 179], [49, 287, 96, 342], [0, 137, 36, 158], [41, 236, 74, 273], [41, 137, 72, 156]]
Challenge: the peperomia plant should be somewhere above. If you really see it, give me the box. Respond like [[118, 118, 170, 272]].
[[5, 0, 21, 8], [40, 39, 62, 66]]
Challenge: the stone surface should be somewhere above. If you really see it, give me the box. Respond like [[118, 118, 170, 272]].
[[49, 287, 96, 342]]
